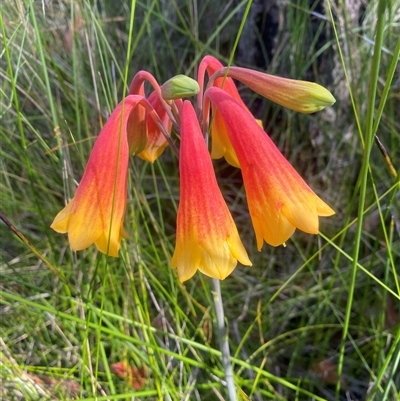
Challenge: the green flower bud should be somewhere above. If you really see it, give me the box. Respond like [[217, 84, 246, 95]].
[[161, 75, 200, 100]]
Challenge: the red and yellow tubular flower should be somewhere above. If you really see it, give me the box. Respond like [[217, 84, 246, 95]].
[[51, 95, 145, 257], [128, 71, 172, 162], [136, 91, 170, 163], [199, 55, 262, 168], [171, 101, 251, 282], [206, 87, 335, 248]]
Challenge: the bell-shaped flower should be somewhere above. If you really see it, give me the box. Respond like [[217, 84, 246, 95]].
[[199, 56, 262, 168], [128, 71, 172, 162], [171, 100, 251, 282], [206, 87, 335, 248], [136, 91, 171, 162], [126, 87, 171, 162], [51, 95, 145, 256]]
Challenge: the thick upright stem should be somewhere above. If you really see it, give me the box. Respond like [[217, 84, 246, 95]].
[[212, 278, 237, 401]]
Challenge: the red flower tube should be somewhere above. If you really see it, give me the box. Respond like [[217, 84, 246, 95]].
[[128, 71, 173, 162], [171, 101, 251, 282], [199, 56, 262, 167], [51, 95, 145, 256], [206, 87, 335, 248], [136, 91, 170, 162]]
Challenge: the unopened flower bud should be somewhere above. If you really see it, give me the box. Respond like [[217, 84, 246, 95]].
[[219, 67, 336, 114], [161, 75, 200, 100]]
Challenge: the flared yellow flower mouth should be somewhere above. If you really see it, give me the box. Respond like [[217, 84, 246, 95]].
[[51, 56, 335, 279], [51, 95, 144, 257], [170, 100, 251, 282], [171, 233, 251, 282], [206, 86, 334, 249]]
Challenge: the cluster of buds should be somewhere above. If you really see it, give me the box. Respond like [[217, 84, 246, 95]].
[[51, 56, 335, 282]]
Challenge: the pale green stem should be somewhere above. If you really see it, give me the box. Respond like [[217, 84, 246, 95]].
[[212, 278, 237, 401]]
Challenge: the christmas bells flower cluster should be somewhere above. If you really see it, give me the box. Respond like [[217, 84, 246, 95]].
[[51, 56, 335, 282]]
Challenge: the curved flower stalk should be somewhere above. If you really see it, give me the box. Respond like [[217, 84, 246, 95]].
[[51, 95, 146, 257], [198, 55, 262, 167], [128, 71, 189, 161], [197, 56, 253, 114], [171, 101, 251, 282], [129, 70, 179, 131], [205, 87, 335, 248], [51, 54, 336, 273]]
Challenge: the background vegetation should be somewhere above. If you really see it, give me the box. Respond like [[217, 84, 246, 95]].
[[1, 0, 399, 400]]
